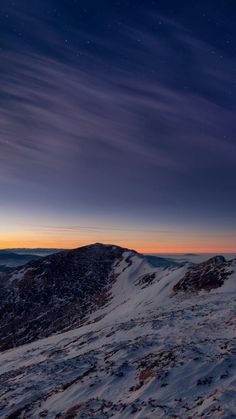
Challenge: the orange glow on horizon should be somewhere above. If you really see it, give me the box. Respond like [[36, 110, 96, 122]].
[[1, 223, 235, 253], [0, 237, 235, 254]]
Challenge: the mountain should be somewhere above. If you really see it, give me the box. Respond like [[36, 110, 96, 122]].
[[0, 250, 40, 270], [4, 248, 62, 256], [173, 255, 234, 292], [0, 244, 181, 351], [0, 244, 135, 350], [0, 243, 236, 418], [0, 248, 66, 274]]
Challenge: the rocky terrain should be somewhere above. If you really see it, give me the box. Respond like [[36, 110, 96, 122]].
[[0, 243, 236, 418], [0, 244, 134, 350], [173, 255, 234, 292]]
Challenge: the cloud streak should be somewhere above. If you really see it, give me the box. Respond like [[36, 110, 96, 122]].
[[0, 3, 235, 246]]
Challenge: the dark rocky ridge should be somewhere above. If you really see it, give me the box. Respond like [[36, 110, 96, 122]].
[[0, 243, 135, 351], [174, 256, 235, 293]]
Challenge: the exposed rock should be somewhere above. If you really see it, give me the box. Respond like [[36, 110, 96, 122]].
[[0, 243, 135, 351], [173, 255, 234, 292]]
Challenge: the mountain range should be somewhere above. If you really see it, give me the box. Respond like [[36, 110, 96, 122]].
[[0, 250, 40, 273], [4, 248, 62, 257], [0, 243, 236, 418], [0, 248, 60, 273]]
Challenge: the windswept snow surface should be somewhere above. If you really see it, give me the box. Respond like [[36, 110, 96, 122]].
[[0, 252, 236, 418]]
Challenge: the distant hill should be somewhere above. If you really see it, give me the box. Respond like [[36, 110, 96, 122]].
[[183, 253, 198, 256], [0, 248, 62, 273], [4, 248, 62, 256], [0, 250, 41, 269]]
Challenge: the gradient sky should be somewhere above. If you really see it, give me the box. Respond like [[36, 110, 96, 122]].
[[0, 0, 236, 252]]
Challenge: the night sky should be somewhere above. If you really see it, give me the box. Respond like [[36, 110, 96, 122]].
[[1, 0, 236, 252]]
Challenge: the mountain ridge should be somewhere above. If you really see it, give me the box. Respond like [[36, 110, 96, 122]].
[[0, 243, 235, 352], [0, 245, 236, 419], [0, 243, 236, 417]]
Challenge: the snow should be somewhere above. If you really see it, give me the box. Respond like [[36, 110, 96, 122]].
[[0, 252, 236, 417]]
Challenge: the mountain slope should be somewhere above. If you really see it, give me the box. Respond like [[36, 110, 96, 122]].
[[0, 244, 137, 350], [0, 243, 186, 352], [0, 244, 236, 418]]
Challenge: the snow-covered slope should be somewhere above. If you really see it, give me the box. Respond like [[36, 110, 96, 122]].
[[0, 244, 236, 418], [0, 244, 182, 351]]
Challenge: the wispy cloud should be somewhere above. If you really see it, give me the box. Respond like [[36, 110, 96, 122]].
[[0, 6, 235, 230], [1, 43, 235, 184]]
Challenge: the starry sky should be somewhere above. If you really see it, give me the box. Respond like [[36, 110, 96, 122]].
[[0, 0, 236, 252]]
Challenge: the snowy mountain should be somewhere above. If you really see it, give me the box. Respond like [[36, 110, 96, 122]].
[[0, 243, 236, 418]]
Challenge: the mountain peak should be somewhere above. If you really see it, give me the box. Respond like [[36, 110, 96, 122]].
[[74, 242, 136, 253]]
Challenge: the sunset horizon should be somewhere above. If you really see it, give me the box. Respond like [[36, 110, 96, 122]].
[[1, 0, 235, 256], [1, 238, 235, 254]]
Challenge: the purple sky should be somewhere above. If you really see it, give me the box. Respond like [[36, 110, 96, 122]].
[[0, 0, 236, 251]]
